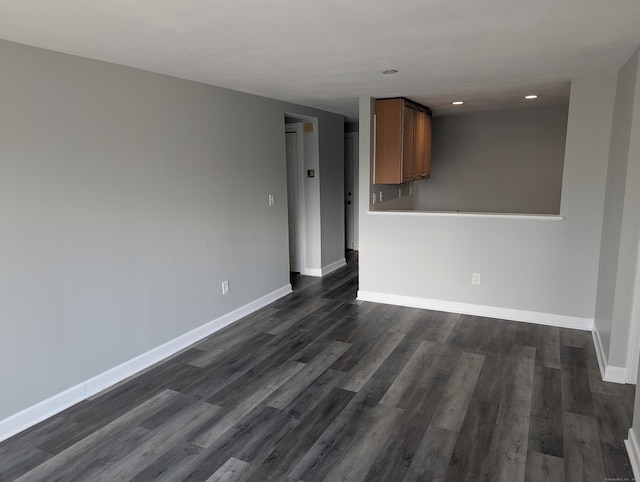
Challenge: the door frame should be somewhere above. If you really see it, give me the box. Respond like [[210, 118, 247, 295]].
[[285, 122, 307, 273]]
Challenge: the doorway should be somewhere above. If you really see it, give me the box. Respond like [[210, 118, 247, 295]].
[[285, 122, 304, 273]]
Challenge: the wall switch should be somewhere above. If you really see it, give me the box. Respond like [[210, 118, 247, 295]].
[[472, 273, 481, 286], [268, 194, 274, 206], [379, 190, 384, 202], [372, 192, 377, 204], [222, 280, 229, 294]]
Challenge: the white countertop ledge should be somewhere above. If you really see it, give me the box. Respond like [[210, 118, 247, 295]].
[[366, 210, 564, 221]]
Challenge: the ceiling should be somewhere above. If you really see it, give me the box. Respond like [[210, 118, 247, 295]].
[[2, 1, 640, 121]]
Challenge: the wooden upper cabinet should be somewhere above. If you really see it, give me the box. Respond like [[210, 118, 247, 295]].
[[414, 107, 432, 180], [402, 103, 416, 182], [374, 97, 432, 184]]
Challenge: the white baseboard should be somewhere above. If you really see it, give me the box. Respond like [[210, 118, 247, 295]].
[[626, 428, 640, 481], [604, 365, 629, 384], [301, 258, 347, 278], [0, 284, 292, 443], [592, 328, 608, 379], [592, 327, 628, 384], [322, 258, 346, 276], [301, 267, 322, 277], [357, 290, 594, 331]]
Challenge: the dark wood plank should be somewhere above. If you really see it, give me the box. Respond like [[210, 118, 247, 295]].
[[207, 457, 252, 481], [192, 361, 305, 448], [403, 425, 459, 481], [245, 387, 356, 481], [17, 390, 182, 480], [129, 441, 204, 482], [288, 398, 403, 481], [563, 411, 605, 482], [483, 346, 535, 482], [525, 450, 564, 482], [265, 340, 350, 409], [561, 346, 595, 417], [443, 354, 508, 481], [529, 365, 564, 457], [430, 351, 485, 432]]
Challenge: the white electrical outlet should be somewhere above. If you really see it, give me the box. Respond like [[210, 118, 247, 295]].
[[379, 190, 384, 202], [472, 273, 481, 286], [222, 280, 229, 294], [268, 194, 274, 206], [372, 192, 377, 204], [398, 188, 402, 198]]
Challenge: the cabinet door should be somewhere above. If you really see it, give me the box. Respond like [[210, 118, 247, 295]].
[[423, 112, 432, 179], [402, 102, 416, 182], [374, 99, 404, 184], [414, 108, 432, 179]]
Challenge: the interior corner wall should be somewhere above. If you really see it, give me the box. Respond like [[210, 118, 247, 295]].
[[415, 106, 568, 214], [0, 39, 343, 422], [594, 46, 640, 370], [358, 73, 616, 323], [319, 119, 346, 269]]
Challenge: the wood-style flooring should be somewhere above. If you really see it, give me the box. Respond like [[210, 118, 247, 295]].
[[0, 252, 636, 481]]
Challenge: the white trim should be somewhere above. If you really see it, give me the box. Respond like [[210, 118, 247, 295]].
[[366, 211, 564, 221], [357, 290, 593, 331], [592, 328, 608, 380], [626, 428, 640, 481], [592, 327, 628, 384], [626, 240, 640, 383], [300, 258, 347, 278], [322, 258, 347, 276], [301, 267, 322, 277], [0, 284, 292, 443], [604, 365, 628, 383], [285, 122, 307, 274]]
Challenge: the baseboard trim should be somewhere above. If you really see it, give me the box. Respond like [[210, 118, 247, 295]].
[[592, 327, 628, 384], [626, 428, 640, 481], [301, 268, 322, 277], [604, 365, 628, 384], [301, 258, 347, 278], [0, 284, 292, 443], [356, 290, 594, 331], [322, 258, 346, 276]]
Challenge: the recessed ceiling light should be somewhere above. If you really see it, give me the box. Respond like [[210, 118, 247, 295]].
[[382, 69, 398, 74], [452, 101, 464, 105], [524, 95, 538, 99]]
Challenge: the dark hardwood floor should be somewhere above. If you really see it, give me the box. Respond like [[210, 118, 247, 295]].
[[1, 252, 636, 481]]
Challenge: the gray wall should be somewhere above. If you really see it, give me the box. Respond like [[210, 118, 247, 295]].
[[0, 40, 343, 420], [594, 47, 640, 369], [359, 73, 616, 321], [320, 119, 346, 267], [415, 106, 568, 214]]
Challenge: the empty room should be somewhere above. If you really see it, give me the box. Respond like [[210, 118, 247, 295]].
[[1, 1, 640, 481]]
